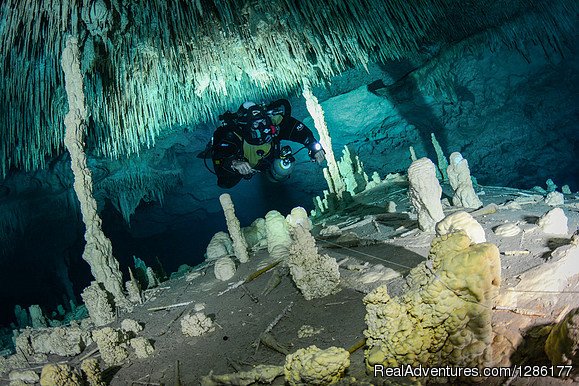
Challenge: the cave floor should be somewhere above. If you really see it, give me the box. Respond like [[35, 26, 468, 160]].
[[55, 183, 579, 385]]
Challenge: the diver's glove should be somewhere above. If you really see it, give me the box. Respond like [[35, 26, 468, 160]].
[[308, 142, 326, 164], [231, 159, 254, 175]]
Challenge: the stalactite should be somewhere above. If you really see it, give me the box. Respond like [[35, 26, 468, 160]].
[[0, 0, 577, 175], [61, 36, 127, 308]]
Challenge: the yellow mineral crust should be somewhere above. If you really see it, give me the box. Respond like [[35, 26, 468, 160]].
[[284, 345, 350, 385], [364, 232, 500, 372]]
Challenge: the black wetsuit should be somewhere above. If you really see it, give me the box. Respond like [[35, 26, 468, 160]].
[[212, 99, 319, 189]]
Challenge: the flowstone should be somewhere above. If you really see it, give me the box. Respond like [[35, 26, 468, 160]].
[[364, 232, 500, 376]]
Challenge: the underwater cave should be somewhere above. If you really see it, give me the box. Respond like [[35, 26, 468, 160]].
[[0, 0, 578, 384]]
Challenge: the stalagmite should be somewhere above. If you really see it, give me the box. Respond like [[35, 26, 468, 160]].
[[287, 225, 340, 300], [436, 211, 486, 244], [219, 193, 249, 263], [337, 145, 369, 195], [538, 208, 569, 235], [81, 281, 115, 327], [214, 257, 236, 281], [286, 207, 312, 231], [28, 305, 47, 328], [61, 36, 126, 307], [431, 133, 449, 181], [407, 158, 445, 232], [545, 191, 564, 206], [265, 210, 293, 260], [409, 146, 417, 162], [447, 152, 483, 209], [302, 81, 345, 197]]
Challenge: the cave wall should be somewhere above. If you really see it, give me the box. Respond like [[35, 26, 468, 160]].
[[302, 41, 578, 191]]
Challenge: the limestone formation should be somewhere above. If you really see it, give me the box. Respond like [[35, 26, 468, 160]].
[[219, 193, 249, 263], [205, 231, 234, 261], [407, 158, 444, 232], [181, 312, 215, 337], [303, 81, 344, 197], [409, 146, 418, 162], [80, 358, 106, 386], [8, 370, 39, 384], [498, 235, 579, 306], [125, 268, 142, 304], [286, 206, 312, 231], [120, 319, 143, 335], [28, 305, 47, 328], [81, 281, 115, 327], [545, 307, 579, 367], [447, 152, 482, 209], [431, 132, 449, 181], [40, 363, 83, 386], [242, 218, 268, 251], [287, 225, 340, 300], [312, 189, 340, 216], [13, 332, 33, 357], [0, 352, 30, 378], [62, 37, 126, 307], [92, 327, 130, 366], [546, 178, 558, 192], [214, 256, 236, 281], [364, 232, 500, 372], [145, 266, 160, 289], [265, 210, 293, 260], [297, 325, 324, 339], [284, 345, 350, 385], [18, 326, 92, 357], [436, 211, 486, 244], [357, 264, 400, 284], [201, 365, 284, 386], [493, 223, 522, 237], [545, 191, 564, 206], [337, 145, 369, 195], [130, 337, 155, 359], [14, 305, 29, 328], [538, 208, 569, 235]]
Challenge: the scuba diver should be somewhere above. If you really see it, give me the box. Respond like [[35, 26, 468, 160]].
[[207, 99, 326, 189]]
